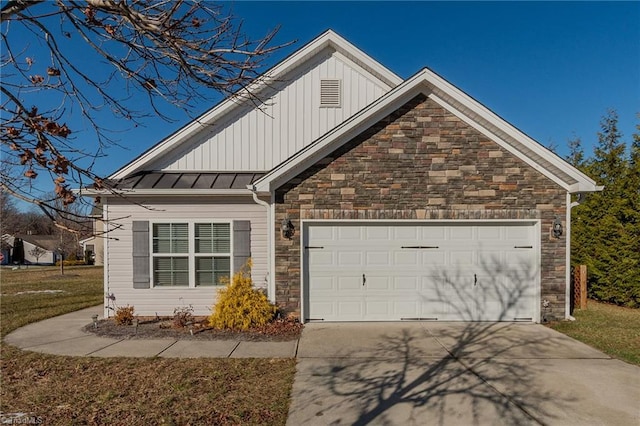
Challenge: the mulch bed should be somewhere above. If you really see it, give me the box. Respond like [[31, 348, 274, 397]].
[[83, 317, 303, 342]]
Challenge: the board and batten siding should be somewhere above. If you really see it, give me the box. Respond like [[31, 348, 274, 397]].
[[104, 197, 268, 317], [148, 49, 392, 172]]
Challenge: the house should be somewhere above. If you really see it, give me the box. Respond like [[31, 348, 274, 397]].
[[79, 202, 105, 266], [1, 233, 57, 265], [84, 30, 601, 322]]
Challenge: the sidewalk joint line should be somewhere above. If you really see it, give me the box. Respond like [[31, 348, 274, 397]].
[[227, 341, 241, 358], [85, 338, 126, 356], [156, 340, 179, 357]]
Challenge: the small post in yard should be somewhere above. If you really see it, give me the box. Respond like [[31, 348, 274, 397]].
[[58, 248, 64, 276], [579, 264, 587, 310]]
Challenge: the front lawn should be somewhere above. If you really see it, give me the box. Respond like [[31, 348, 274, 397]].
[[0, 266, 296, 425], [549, 300, 640, 366]]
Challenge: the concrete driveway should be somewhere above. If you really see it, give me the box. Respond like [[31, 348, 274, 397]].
[[287, 322, 640, 426]]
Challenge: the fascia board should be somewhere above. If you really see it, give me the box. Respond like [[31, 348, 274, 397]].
[[569, 183, 605, 193], [327, 31, 402, 87], [110, 30, 401, 180]]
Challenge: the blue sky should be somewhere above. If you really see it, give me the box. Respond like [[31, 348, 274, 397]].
[[5, 1, 640, 206], [116, 1, 639, 174]]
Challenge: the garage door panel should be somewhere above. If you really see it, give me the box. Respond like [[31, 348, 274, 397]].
[[477, 226, 503, 241], [394, 250, 419, 266], [338, 226, 362, 240], [309, 276, 335, 291], [421, 226, 446, 240], [364, 300, 390, 316], [478, 250, 505, 267], [337, 276, 362, 291], [506, 226, 531, 241], [310, 301, 336, 317], [308, 250, 334, 266], [393, 300, 421, 317], [305, 222, 537, 322], [366, 275, 392, 291], [394, 276, 420, 291], [367, 251, 390, 266], [338, 251, 363, 266], [308, 225, 335, 240], [450, 226, 474, 240], [365, 226, 390, 239], [393, 226, 420, 240], [450, 250, 474, 266]]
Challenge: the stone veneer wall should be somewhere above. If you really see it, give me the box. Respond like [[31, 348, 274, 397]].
[[275, 95, 567, 321]]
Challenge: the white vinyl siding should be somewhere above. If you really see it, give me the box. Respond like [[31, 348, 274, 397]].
[[147, 50, 391, 172], [104, 197, 267, 317]]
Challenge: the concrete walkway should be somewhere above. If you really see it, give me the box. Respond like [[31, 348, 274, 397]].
[[4, 305, 298, 358]]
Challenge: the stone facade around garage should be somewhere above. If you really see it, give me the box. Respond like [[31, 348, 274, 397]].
[[274, 95, 567, 321]]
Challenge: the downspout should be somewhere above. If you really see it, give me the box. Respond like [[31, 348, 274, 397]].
[[250, 185, 274, 302], [565, 192, 576, 321], [103, 198, 110, 318], [566, 187, 604, 320]]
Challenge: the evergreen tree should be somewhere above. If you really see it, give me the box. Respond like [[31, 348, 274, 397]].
[[566, 135, 585, 168], [571, 110, 639, 307]]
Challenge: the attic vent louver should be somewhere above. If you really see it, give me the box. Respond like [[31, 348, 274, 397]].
[[320, 79, 341, 107]]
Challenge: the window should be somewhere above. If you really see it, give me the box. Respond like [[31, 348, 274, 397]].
[[151, 222, 231, 287], [194, 223, 231, 286]]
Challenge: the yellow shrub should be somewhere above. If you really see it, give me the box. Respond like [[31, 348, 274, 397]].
[[209, 263, 276, 330]]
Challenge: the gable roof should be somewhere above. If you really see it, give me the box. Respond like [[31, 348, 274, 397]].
[[1, 234, 58, 252], [252, 68, 601, 195], [109, 30, 402, 181]]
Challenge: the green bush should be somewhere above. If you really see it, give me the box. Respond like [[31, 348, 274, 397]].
[[209, 261, 276, 330]]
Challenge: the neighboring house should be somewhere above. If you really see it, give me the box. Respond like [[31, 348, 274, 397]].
[[1, 233, 57, 265], [79, 202, 105, 266], [84, 30, 601, 322]]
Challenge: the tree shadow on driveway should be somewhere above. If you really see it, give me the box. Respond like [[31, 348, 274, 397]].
[[288, 258, 638, 425], [291, 321, 571, 426]]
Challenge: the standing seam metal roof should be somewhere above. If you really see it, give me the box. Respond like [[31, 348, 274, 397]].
[[111, 172, 265, 190]]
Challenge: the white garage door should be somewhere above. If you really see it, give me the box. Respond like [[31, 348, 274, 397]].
[[303, 222, 538, 322]]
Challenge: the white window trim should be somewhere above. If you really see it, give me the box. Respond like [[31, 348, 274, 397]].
[[149, 220, 234, 288]]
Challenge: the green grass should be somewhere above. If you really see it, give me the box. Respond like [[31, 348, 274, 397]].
[[549, 300, 640, 366], [0, 266, 296, 425]]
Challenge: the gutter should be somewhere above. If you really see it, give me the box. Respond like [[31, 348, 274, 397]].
[[249, 185, 274, 302], [76, 188, 253, 197]]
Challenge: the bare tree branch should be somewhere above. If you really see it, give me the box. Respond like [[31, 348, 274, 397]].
[[1, 0, 292, 227]]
